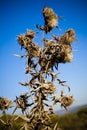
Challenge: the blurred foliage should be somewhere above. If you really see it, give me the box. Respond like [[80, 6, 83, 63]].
[[51, 107, 87, 130], [0, 107, 87, 130]]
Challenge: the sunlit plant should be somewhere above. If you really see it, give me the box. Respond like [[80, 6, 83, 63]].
[[0, 7, 76, 130]]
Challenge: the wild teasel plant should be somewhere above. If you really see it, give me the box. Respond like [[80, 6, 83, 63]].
[[0, 7, 76, 130]]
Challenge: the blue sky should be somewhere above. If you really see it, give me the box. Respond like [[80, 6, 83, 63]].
[[0, 0, 87, 112]]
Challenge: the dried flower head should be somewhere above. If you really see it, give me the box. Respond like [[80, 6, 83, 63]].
[[18, 30, 35, 48], [58, 29, 76, 45], [18, 30, 41, 57], [43, 7, 58, 33], [0, 97, 12, 111], [42, 82, 56, 94], [60, 95, 74, 109], [39, 35, 75, 72]]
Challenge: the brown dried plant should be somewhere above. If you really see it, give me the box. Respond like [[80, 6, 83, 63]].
[[0, 7, 76, 130], [0, 97, 12, 113]]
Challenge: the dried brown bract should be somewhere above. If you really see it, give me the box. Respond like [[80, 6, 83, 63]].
[[13, 93, 33, 114]]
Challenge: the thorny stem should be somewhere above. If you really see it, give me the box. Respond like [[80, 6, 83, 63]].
[[38, 30, 45, 113], [42, 30, 45, 49]]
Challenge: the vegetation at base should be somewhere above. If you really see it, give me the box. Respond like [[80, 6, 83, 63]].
[[51, 107, 87, 130], [0, 107, 87, 130]]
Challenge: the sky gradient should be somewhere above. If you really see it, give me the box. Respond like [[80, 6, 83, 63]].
[[0, 0, 87, 112]]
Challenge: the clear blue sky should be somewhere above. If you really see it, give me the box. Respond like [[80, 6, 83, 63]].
[[0, 0, 87, 111]]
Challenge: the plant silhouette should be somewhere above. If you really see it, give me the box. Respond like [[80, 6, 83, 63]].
[[0, 7, 76, 130]]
